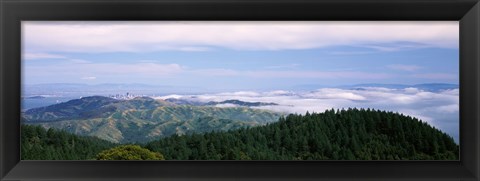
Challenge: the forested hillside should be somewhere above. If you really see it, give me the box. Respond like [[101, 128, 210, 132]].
[[22, 108, 458, 160], [145, 108, 458, 160], [21, 124, 117, 160]]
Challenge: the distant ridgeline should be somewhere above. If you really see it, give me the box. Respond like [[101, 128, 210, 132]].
[[22, 96, 282, 143], [22, 104, 459, 160]]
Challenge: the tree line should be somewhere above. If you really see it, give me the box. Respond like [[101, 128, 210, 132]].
[[145, 108, 458, 160], [21, 124, 117, 160]]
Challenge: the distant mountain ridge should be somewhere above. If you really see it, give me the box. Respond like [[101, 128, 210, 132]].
[[164, 98, 278, 107], [23, 96, 174, 122], [22, 96, 282, 143], [206, 99, 279, 107], [292, 83, 458, 92], [348, 83, 458, 91]]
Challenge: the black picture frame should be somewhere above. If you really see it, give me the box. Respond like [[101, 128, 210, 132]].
[[1, 0, 479, 180]]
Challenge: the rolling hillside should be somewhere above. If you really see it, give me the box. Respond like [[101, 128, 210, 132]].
[[22, 96, 282, 143]]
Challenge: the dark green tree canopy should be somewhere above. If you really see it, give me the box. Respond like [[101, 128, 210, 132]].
[[21, 124, 116, 160], [95, 145, 165, 160], [146, 108, 458, 160]]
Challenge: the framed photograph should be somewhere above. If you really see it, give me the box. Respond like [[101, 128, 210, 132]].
[[1, 0, 479, 180]]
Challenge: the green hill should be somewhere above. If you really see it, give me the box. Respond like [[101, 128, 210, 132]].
[[22, 96, 282, 143], [145, 108, 459, 160]]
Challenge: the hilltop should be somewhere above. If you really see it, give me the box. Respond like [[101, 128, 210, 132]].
[[146, 108, 459, 160]]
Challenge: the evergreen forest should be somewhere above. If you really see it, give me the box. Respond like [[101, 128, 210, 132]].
[[21, 124, 117, 160], [21, 108, 459, 160]]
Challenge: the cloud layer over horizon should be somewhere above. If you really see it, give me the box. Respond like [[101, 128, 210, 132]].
[[155, 87, 459, 142]]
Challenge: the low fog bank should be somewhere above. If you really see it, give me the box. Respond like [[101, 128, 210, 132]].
[[155, 87, 459, 143]]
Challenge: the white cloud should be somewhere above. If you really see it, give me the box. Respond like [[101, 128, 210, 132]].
[[328, 51, 374, 55], [69, 59, 91, 64], [441, 89, 459, 95], [100, 63, 183, 75], [411, 73, 458, 80], [432, 104, 459, 113], [303, 88, 367, 101], [361, 43, 433, 52], [25, 63, 184, 79], [24, 53, 66, 60], [157, 94, 184, 99], [387, 64, 422, 72], [81, 76, 96, 80], [24, 56, 410, 82], [216, 91, 261, 97], [265, 64, 300, 69], [189, 68, 240, 77], [263, 90, 295, 96], [244, 70, 391, 79], [185, 68, 393, 80], [23, 21, 459, 53], [404, 87, 421, 94], [23, 52, 93, 64]]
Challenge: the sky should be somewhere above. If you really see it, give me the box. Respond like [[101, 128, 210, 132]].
[[22, 21, 459, 91], [21, 21, 460, 141]]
